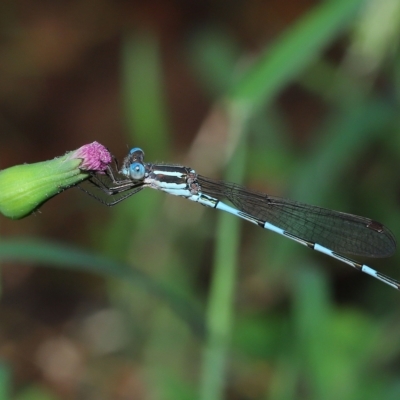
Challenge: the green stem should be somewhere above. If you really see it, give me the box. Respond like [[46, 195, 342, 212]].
[[199, 106, 248, 400]]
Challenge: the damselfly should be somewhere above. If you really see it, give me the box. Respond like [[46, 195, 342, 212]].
[[83, 147, 399, 290]]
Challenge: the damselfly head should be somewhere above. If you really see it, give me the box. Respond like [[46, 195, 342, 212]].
[[120, 148, 146, 180]]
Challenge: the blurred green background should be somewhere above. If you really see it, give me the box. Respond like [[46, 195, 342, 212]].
[[1, 0, 400, 399]]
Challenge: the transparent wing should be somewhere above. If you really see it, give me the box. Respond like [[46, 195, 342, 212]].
[[198, 176, 396, 258]]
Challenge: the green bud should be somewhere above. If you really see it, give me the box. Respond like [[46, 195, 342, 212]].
[[0, 142, 112, 219], [0, 156, 88, 219]]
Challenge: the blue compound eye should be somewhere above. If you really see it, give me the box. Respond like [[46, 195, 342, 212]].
[[129, 147, 144, 155], [129, 162, 145, 180]]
